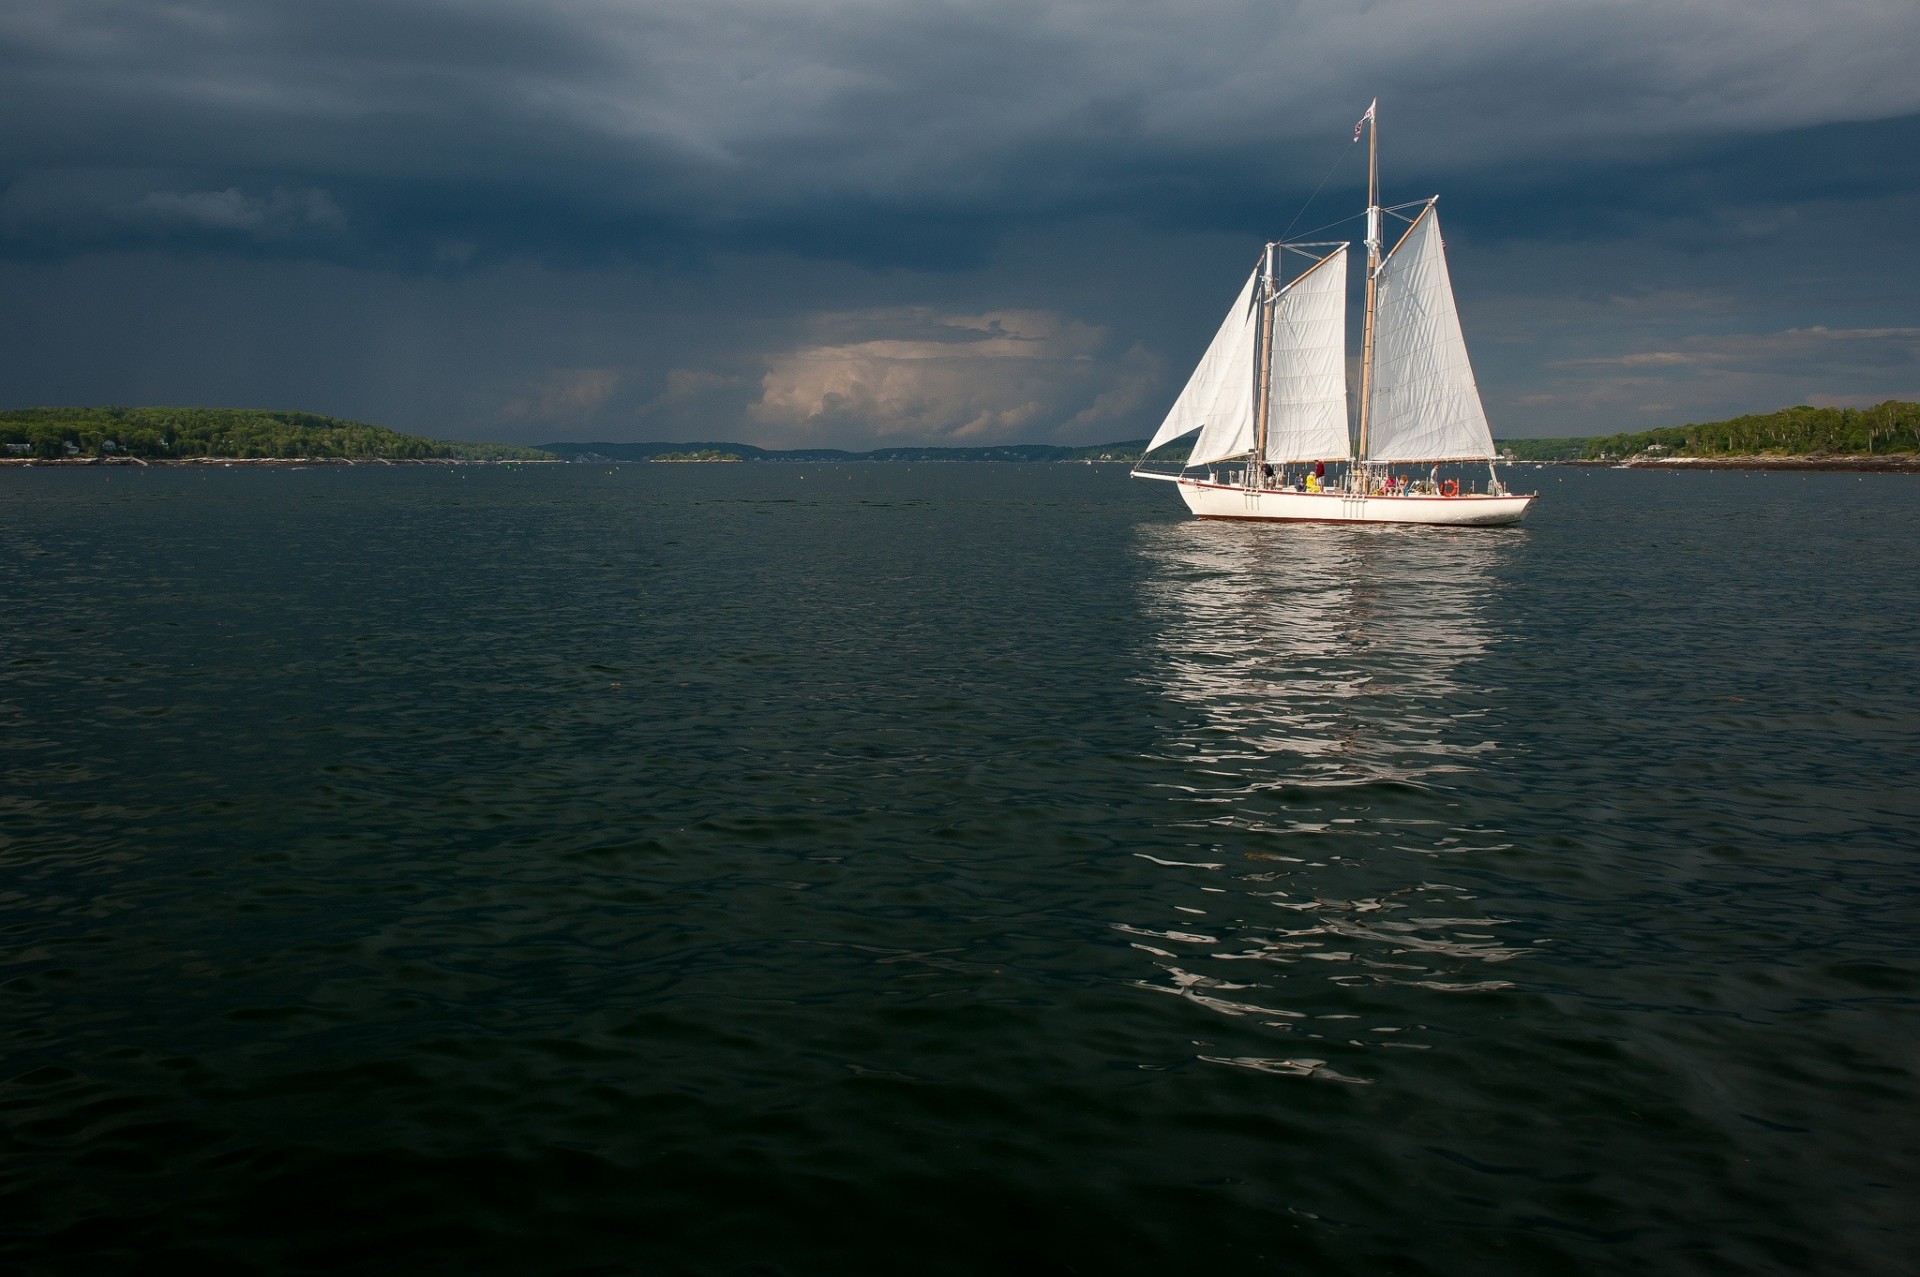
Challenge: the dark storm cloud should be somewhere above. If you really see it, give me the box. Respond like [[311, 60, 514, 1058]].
[[3, 1, 1918, 442], [9, 0, 1918, 263]]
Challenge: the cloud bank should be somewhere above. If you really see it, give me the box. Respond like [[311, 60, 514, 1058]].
[[1, 1, 1916, 441]]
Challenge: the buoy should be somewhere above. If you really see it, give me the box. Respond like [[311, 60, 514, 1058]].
[[1440, 479, 1460, 497]]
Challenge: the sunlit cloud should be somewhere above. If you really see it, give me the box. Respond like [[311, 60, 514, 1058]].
[[750, 308, 1151, 444]]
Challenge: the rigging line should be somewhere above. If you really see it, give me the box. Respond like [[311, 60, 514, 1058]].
[[1279, 135, 1360, 241], [1282, 208, 1366, 244]]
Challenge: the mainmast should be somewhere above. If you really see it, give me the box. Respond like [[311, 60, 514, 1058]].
[[1356, 99, 1379, 466], [1251, 242, 1276, 487]]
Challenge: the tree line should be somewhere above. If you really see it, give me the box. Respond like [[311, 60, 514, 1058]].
[[1503, 401, 1920, 461], [0, 407, 551, 461]]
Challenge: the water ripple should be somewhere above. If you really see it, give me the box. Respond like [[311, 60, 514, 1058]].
[[1, 465, 1915, 1274], [1121, 520, 1532, 1082]]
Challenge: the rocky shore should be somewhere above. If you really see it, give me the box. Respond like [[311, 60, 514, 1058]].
[[1615, 454, 1920, 473]]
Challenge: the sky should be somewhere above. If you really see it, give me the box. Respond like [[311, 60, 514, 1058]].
[[2, 0, 1918, 447]]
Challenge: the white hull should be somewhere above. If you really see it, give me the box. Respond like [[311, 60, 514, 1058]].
[[1173, 478, 1535, 526]]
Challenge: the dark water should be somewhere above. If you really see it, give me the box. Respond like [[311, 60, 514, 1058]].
[[1, 463, 1915, 1274]]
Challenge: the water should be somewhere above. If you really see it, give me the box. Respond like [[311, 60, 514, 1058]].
[[1, 463, 1914, 1274]]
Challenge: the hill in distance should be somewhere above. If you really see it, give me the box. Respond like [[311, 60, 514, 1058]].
[[553, 403, 1920, 466], [1499, 401, 1920, 461], [539, 439, 1152, 463], [0, 407, 550, 462], [10, 401, 1912, 467]]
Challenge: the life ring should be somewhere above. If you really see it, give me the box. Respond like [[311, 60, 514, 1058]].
[[1439, 479, 1460, 497]]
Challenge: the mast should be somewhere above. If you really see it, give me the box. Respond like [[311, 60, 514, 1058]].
[[1356, 99, 1379, 467], [1252, 242, 1276, 486]]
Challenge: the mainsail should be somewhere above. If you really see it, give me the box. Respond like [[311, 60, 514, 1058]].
[[1143, 268, 1259, 461], [1264, 246, 1352, 463], [1363, 207, 1495, 462]]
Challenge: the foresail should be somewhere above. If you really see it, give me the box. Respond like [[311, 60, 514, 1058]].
[[1185, 315, 1261, 466], [1265, 246, 1352, 463], [1364, 208, 1496, 462], [1183, 273, 1262, 467], [1144, 269, 1260, 455]]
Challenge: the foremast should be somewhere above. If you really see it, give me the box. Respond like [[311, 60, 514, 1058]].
[[1250, 243, 1277, 487]]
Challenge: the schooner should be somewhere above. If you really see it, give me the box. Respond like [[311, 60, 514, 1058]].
[[1132, 102, 1536, 526]]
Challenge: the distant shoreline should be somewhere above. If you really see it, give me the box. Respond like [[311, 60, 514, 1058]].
[[0, 456, 561, 467], [9, 453, 1915, 473], [1529, 454, 1920, 474]]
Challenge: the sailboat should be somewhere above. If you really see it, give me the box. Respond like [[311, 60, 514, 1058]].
[[1131, 102, 1536, 526]]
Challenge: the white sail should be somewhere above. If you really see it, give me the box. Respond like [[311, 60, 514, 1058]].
[[1142, 269, 1259, 459], [1264, 246, 1352, 463], [1184, 271, 1262, 466], [1364, 207, 1495, 462]]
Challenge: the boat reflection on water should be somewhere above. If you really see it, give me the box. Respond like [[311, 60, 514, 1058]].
[[1123, 520, 1534, 1083]]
